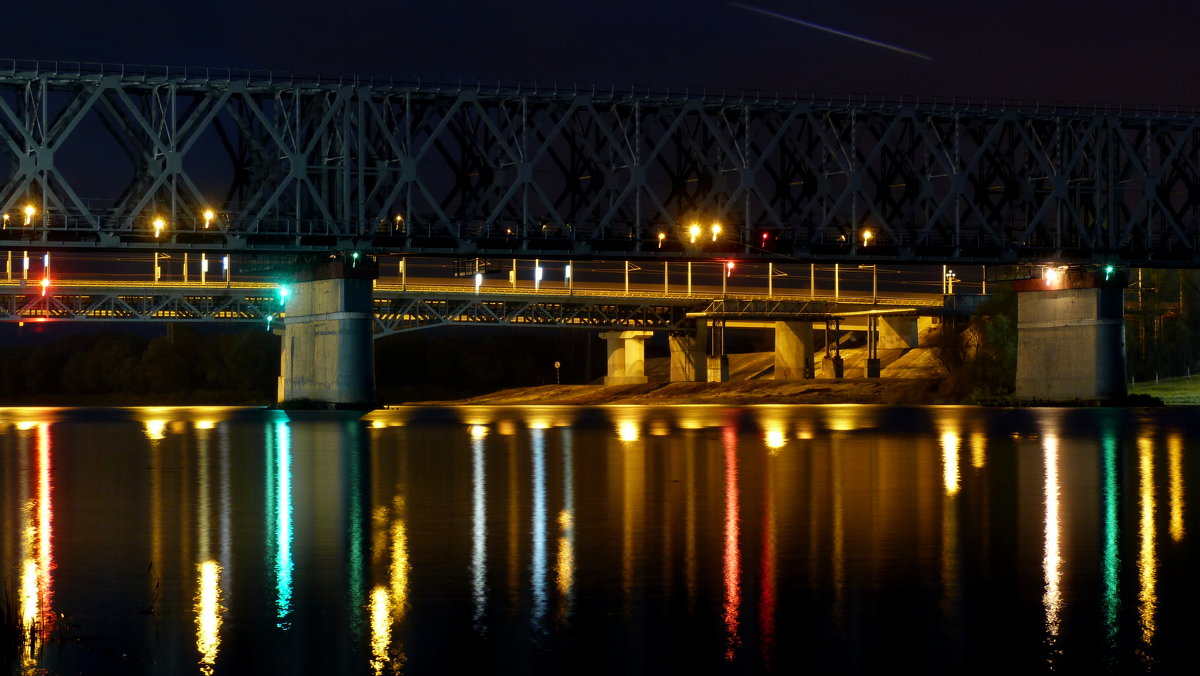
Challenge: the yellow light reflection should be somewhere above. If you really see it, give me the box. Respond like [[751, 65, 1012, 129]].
[[369, 586, 393, 675], [617, 420, 640, 443], [144, 420, 167, 440], [20, 556, 38, 629], [764, 428, 786, 451], [391, 504, 410, 615], [556, 509, 575, 600], [969, 431, 987, 469], [941, 429, 961, 496], [649, 419, 672, 436], [195, 560, 223, 676], [194, 420, 217, 430], [16, 421, 38, 431], [1168, 433, 1184, 543], [468, 425, 489, 440], [1137, 436, 1157, 650], [824, 406, 863, 432], [1043, 434, 1062, 656]]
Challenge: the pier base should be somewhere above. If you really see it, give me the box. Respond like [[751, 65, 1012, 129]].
[[1015, 275, 1126, 402], [600, 330, 653, 385], [774, 321, 815, 379], [278, 257, 377, 408]]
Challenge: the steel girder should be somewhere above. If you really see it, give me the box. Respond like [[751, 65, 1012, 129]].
[[371, 292, 699, 336], [0, 284, 279, 321], [3, 61, 1200, 265]]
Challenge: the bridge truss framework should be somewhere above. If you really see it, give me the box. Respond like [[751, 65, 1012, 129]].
[[2, 60, 1200, 265]]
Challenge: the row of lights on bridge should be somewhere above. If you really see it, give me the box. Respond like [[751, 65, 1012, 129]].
[[5, 207, 888, 248], [655, 222, 877, 249], [2, 205, 221, 236], [1, 205, 39, 228]]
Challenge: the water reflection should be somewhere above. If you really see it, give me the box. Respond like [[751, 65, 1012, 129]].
[[1042, 433, 1063, 661], [556, 429, 575, 622], [1101, 429, 1121, 652], [1138, 436, 1157, 657], [3, 405, 1200, 674], [722, 426, 741, 660], [195, 560, 223, 675], [471, 425, 488, 631], [531, 428, 548, 628], [269, 421, 294, 628], [1168, 433, 1185, 543]]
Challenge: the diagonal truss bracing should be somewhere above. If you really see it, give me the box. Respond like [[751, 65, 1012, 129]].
[[0, 283, 280, 321], [370, 291, 699, 336], [4, 61, 1200, 265]]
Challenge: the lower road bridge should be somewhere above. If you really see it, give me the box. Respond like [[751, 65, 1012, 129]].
[[0, 255, 1124, 406]]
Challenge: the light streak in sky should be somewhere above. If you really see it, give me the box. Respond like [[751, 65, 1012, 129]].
[[729, 2, 934, 62]]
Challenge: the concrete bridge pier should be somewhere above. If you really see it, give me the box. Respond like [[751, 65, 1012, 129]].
[[600, 330, 654, 384], [669, 321, 708, 382], [879, 316, 919, 349], [774, 321, 814, 379], [278, 256, 378, 408], [1014, 270, 1127, 402]]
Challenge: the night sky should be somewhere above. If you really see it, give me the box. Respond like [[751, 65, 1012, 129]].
[[7, 1, 1200, 106]]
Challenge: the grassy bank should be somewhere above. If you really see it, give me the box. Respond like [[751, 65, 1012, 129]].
[[1129, 375, 1200, 405]]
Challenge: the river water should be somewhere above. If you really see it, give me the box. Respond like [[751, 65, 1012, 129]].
[[1, 404, 1197, 675]]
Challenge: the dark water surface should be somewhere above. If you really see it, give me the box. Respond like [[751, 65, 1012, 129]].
[[2, 404, 1199, 675]]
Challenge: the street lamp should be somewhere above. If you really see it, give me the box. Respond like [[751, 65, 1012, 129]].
[[711, 222, 722, 242], [945, 269, 957, 294], [657, 232, 666, 248], [862, 229, 873, 247], [689, 222, 701, 244], [203, 209, 216, 229], [153, 216, 166, 238], [23, 205, 35, 226]]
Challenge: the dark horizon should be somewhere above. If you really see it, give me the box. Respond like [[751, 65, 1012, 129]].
[[10, 1, 1200, 107]]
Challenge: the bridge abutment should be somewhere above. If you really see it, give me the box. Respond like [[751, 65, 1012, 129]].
[[278, 257, 377, 408], [1014, 271, 1126, 402], [600, 330, 654, 385]]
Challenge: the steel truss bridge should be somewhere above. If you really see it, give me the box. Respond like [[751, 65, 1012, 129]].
[[5, 60, 1200, 265], [0, 281, 942, 337]]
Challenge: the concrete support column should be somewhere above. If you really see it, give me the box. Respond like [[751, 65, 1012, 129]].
[[278, 257, 377, 408], [774, 321, 814, 379], [599, 330, 654, 385], [879, 316, 919, 349], [669, 321, 708, 382], [707, 355, 730, 382], [1015, 283, 1126, 401]]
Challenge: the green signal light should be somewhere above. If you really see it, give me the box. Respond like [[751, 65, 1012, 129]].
[[1104, 264, 1115, 281], [277, 286, 290, 302]]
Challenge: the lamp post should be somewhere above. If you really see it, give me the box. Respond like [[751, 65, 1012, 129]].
[[858, 264, 877, 303], [862, 229, 873, 248], [945, 269, 957, 295]]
